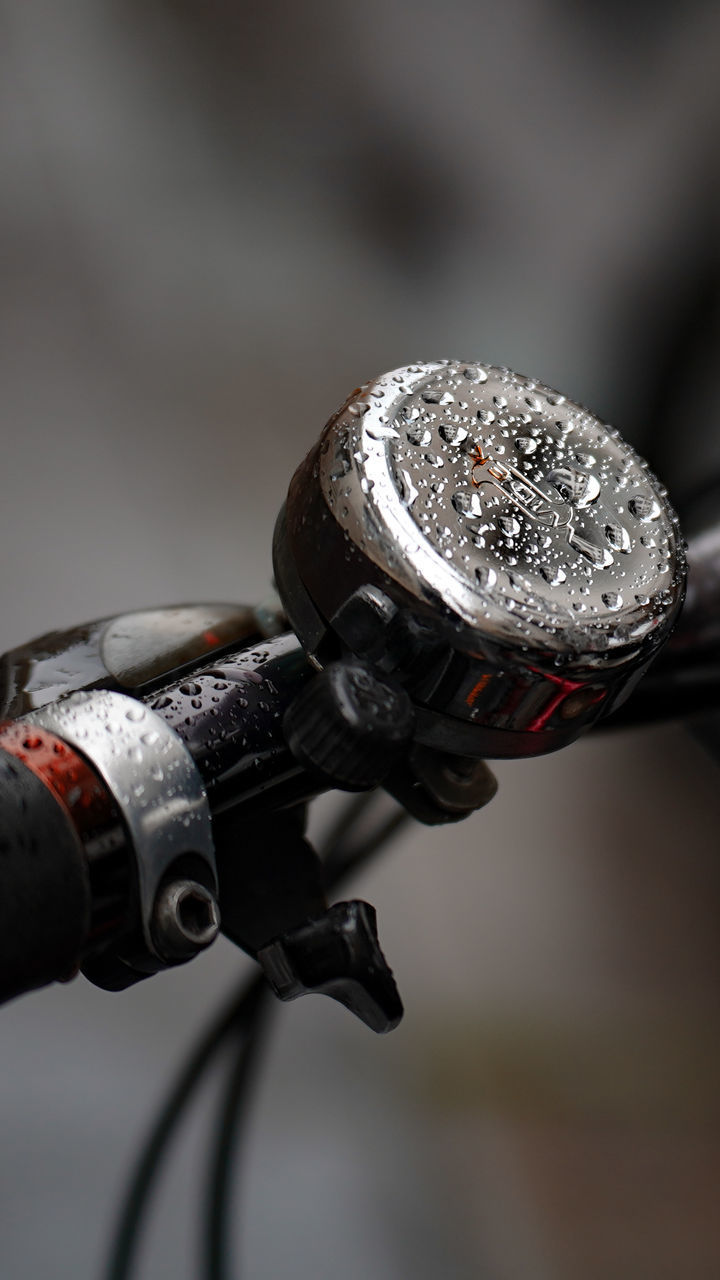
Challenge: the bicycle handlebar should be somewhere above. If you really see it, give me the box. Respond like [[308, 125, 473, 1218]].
[[0, 359, 692, 1027]]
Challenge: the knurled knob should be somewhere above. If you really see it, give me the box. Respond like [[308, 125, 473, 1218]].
[[283, 659, 415, 789]]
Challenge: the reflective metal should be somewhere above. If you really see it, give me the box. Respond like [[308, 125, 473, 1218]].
[[24, 690, 216, 957], [277, 361, 686, 757]]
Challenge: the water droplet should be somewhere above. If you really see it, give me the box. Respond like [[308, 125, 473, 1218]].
[[367, 424, 400, 440], [452, 490, 483, 517], [604, 522, 631, 553], [179, 682, 201, 697], [540, 565, 567, 585], [515, 437, 537, 455], [475, 565, 498, 590], [628, 493, 661, 521], [417, 386, 450, 401], [348, 401, 369, 417], [125, 704, 145, 722], [406, 424, 432, 446], [574, 452, 596, 467], [477, 409, 495, 425], [439, 421, 468, 444], [569, 531, 614, 567], [499, 515, 521, 537], [546, 466, 600, 507], [601, 591, 623, 611], [463, 366, 488, 383]]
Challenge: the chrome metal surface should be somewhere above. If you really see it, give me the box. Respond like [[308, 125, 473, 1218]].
[[318, 361, 684, 660], [24, 690, 216, 958], [278, 360, 686, 757]]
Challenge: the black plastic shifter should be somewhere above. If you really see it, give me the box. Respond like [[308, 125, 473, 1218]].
[[258, 900, 403, 1034], [213, 810, 403, 1033]]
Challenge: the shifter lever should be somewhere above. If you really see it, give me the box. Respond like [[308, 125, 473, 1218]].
[[258, 900, 403, 1034]]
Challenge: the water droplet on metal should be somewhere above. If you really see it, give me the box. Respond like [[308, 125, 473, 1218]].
[[423, 389, 454, 405], [367, 424, 400, 440], [462, 365, 488, 383], [399, 469, 419, 507], [601, 591, 623, 611], [604, 522, 631, 553], [628, 493, 661, 521], [547, 466, 600, 508], [475, 565, 498, 590], [540, 565, 567, 585], [439, 422, 468, 445], [452, 490, 483, 517], [406, 424, 432, 446]]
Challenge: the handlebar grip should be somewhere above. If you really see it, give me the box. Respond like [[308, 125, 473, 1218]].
[[0, 746, 91, 1003]]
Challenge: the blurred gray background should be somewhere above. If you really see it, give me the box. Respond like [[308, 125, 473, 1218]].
[[2, 2, 720, 1277]]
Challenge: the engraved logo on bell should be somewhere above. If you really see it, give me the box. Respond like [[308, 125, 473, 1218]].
[[469, 445, 571, 528], [469, 443, 630, 570]]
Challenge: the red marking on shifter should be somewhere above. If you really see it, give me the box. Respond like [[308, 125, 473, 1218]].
[[0, 720, 113, 831]]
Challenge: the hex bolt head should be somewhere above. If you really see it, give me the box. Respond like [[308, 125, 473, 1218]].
[[152, 879, 220, 962]]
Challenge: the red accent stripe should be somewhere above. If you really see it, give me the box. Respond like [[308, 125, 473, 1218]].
[[0, 720, 114, 834]]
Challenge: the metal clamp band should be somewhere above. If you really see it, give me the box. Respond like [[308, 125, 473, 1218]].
[[24, 690, 216, 957]]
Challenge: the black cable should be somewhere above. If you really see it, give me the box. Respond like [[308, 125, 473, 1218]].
[[106, 791, 409, 1280], [199, 792, 409, 1280], [105, 971, 265, 1280], [202, 980, 273, 1280]]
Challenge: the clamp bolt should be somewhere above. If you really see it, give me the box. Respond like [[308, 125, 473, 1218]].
[[152, 879, 220, 961]]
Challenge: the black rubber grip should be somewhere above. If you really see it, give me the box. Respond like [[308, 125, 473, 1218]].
[[0, 749, 91, 1003]]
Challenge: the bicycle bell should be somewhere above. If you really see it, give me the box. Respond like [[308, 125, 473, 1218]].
[[274, 360, 685, 759]]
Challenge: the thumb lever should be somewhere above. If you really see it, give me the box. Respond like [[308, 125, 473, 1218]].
[[257, 900, 403, 1034]]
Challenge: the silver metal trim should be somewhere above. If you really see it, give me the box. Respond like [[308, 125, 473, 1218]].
[[317, 361, 685, 662], [24, 689, 216, 957]]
